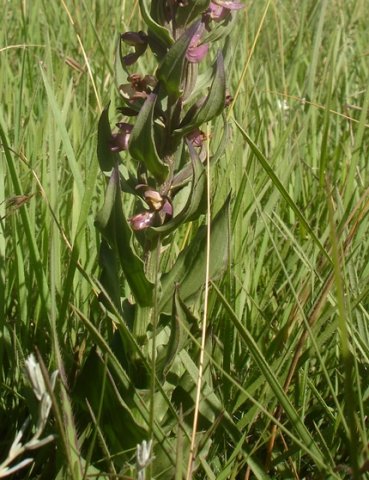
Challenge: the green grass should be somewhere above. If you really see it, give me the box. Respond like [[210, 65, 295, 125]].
[[1, 0, 369, 478]]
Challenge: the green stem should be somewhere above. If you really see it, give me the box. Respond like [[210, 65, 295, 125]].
[[149, 235, 161, 439]]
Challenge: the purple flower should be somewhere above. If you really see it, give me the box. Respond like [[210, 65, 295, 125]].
[[186, 25, 209, 63], [129, 211, 155, 231], [136, 186, 173, 217], [143, 189, 164, 211], [109, 123, 133, 152], [121, 31, 148, 67], [130, 186, 173, 230], [208, 1, 244, 22]]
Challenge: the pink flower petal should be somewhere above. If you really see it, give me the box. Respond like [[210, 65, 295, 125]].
[[129, 211, 155, 231], [186, 43, 209, 63]]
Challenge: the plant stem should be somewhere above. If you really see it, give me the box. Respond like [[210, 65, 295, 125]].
[[149, 235, 162, 439]]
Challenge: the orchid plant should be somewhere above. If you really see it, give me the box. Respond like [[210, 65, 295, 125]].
[[86, 0, 244, 476]]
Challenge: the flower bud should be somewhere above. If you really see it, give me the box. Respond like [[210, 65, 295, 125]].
[[121, 31, 148, 66]]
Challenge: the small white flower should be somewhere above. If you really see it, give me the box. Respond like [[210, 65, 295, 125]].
[[24, 353, 46, 401], [136, 440, 153, 480], [0, 354, 58, 478], [277, 98, 289, 112]]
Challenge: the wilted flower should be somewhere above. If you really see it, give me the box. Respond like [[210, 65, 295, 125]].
[[187, 128, 207, 147], [225, 91, 234, 107], [109, 123, 133, 152], [129, 74, 157, 92], [119, 74, 157, 104], [121, 31, 148, 66], [208, 0, 244, 22], [186, 25, 209, 63]]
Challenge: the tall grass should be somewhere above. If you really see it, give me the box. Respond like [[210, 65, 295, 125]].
[[1, 0, 369, 478]]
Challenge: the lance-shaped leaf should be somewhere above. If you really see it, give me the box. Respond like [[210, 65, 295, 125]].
[[203, 9, 237, 44], [128, 92, 168, 182], [175, 0, 211, 27], [175, 51, 226, 136], [139, 0, 173, 50], [95, 165, 119, 230], [95, 167, 154, 306], [98, 239, 121, 312], [74, 349, 147, 450], [152, 141, 206, 234], [156, 286, 199, 380], [97, 103, 120, 172], [115, 37, 125, 87], [156, 20, 200, 98], [159, 196, 230, 314]]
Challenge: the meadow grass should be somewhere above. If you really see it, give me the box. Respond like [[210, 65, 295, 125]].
[[1, 0, 369, 478]]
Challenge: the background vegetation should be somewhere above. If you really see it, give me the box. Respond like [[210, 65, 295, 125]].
[[1, 0, 369, 478]]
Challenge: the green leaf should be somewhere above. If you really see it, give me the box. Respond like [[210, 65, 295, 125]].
[[97, 103, 119, 172], [152, 141, 206, 234], [74, 308, 178, 471], [202, 11, 237, 44], [234, 121, 332, 265], [74, 349, 147, 451], [157, 286, 198, 379], [114, 36, 126, 88], [159, 196, 230, 314], [171, 115, 229, 189], [208, 113, 229, 164], [175, 0, 211, 27], [156, 20, 200, 98], [40, 67, 84, 194], [211, 283, 326, 468], [98, 239, 121, 312], [177, 348, 241, 442], [175, 52, 226, 136], [128, 92, 169, 182], [95, 166, 118, 230], [139, 0, 173, 50], [95, 167, 154, 306]]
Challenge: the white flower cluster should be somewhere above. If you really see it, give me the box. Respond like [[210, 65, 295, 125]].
[[0, 354, 58, 478], [136, 439, 153, 480]]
